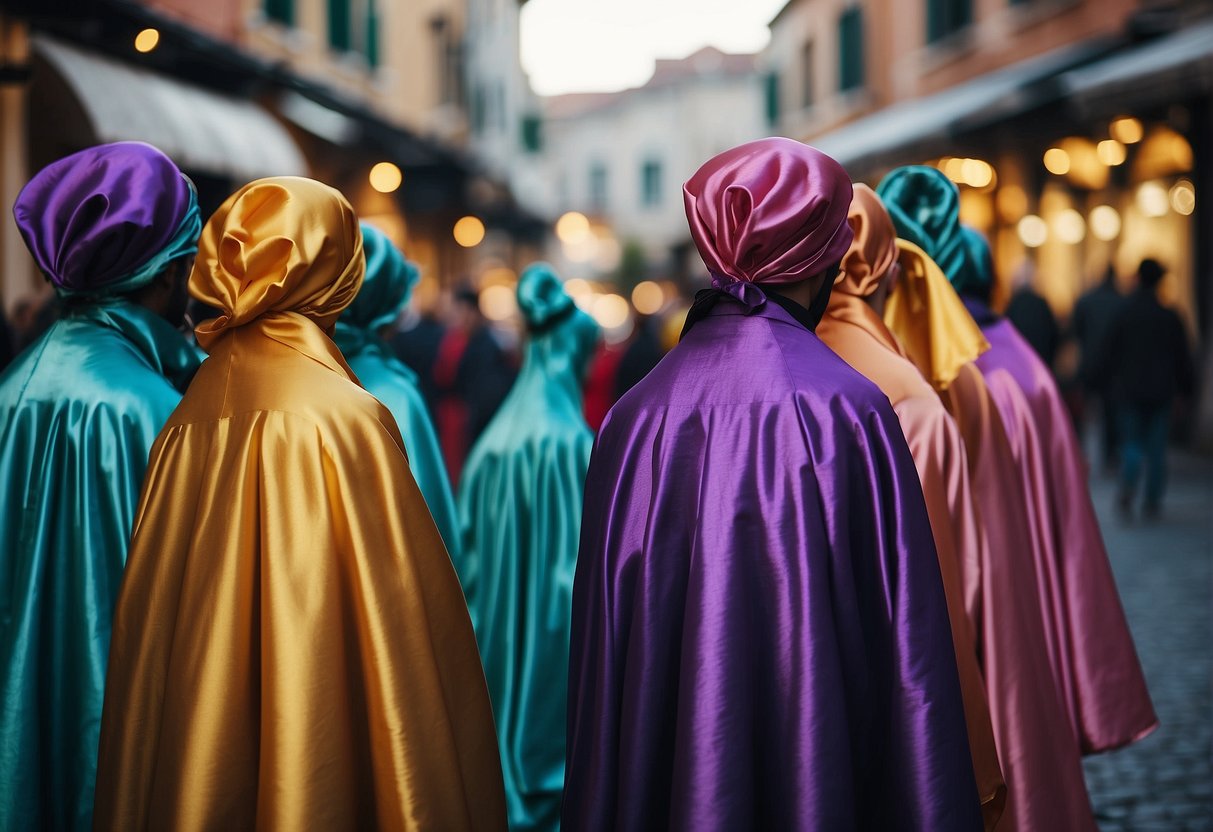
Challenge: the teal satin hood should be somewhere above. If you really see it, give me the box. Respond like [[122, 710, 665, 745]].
[[0, 299, 197, 830], [454, 263, 600, 831], [332, 224, 459, 558]]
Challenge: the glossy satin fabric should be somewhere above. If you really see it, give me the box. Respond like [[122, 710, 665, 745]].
[[0, 300, 197, 831], [884, 239, 988, 391], [817, 294, 1004, 827], [456, 266, 598, 831], [13, 142, 199, 296], [972, 313, 1157, 753], [333, 225, 459, 556], [94, 177, 506, 830], [942, 363, 1098, 831], [683, 138, 853, 285], [565, 296, 982, 831]]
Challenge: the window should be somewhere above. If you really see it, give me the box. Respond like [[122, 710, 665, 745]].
[[471, 85, 487, 134], [521, 114, 543, 153], [764, 71, 781, 127], [838, 8, 864, 92], [265, 0, 294, 26], [927, 0, 972, 43], [801, 40, 815, 109], [589, 163, 608, 211], [328, 0, 379, 67], [641, 160, 662, 208]]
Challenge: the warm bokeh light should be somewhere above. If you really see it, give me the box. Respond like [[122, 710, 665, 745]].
[[134, 28, 160, 53], [591, 293, 631, 329], [1096, 139, 1126, 166], [961, 158, 994, 189], [1136, 182, 1169, 218], [1169, 180, 1196, 216], [631, 280, 665, 315], [1089, 205, 1122, 241], [480, 266, 517, 287], [369, 162, 402, 193], [996, 184, 1028, 223], [1043, 147, 1070, 175], [1052, 208, 1086, 245], [942, 157, 966, 182], [555, 211, 592, 244], [563, 277, 595, 308], [453, 216, 486, 247], [1111, 116, 1144, 144], [479, 284, 518, 321], [1017, 214, 1048, 248]]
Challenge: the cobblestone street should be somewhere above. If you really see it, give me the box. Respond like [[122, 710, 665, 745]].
[[1082, 449, 1213, 831]]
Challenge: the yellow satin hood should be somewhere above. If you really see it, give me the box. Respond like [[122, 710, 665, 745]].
[[191, 176, 365, 350], [884, 238, 988, 390]]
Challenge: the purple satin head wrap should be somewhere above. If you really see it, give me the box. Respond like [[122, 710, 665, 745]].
[[13, 142, 196, 296], [683, 137, 854, 285]]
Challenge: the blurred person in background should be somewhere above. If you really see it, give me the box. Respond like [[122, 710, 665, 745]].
[[390, 284, 447, 415], [613, 309, 664, 399], [94, 177, 505, 830], [0, 142, 202, 831], [456, 263, 600, 831], [1097, 258, 1194, 519], [434, 286, 516, 485], [879, 165, 1156, 773], [0, 305, 12, 371], [334, 223, 461, 557], [1070, 265, 1126, 471], [1004, 262, 1060, 369]]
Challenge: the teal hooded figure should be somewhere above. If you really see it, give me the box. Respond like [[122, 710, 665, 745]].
[[333, 223, 460, 557], [455, 263, 601, 831], [0, 142, 201, 831]]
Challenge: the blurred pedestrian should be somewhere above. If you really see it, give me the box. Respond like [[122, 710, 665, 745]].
[[390, 296, 446, 414], [613, 311, 664, 398], [879, 165, 1156, 766], [818, 185, 1004, 826], [0, 142, 202, 831], [0, 303, 12, 371], [94, 177, 505, 830], [333, 223, 460, 556], [433, 287, 516, 485], [456, 263, 600, 832], [1004, 262, 1060, 368], [884, 230, 1102, 832], [1099, 259, 1194, 518], [565, 139, 982, 830], [1070, 266, 1126, 470]]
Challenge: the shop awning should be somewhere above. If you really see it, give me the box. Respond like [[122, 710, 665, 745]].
[[34, 35, 307, 180], [811, 40, 1112, 173], [1060, 18, 1213, 109]]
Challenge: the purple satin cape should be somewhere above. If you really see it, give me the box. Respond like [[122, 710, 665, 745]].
[[969, 307, 1157, 753], [565, 295, 982, 831]]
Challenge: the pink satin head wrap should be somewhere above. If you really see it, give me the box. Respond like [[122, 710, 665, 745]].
[[838, 184, 899, 298], [683, 138, 854, 285]]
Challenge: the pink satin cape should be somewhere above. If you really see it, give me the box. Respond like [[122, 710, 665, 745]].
[[817, 296, 1004, 828], [973, 320, 1157, 754]]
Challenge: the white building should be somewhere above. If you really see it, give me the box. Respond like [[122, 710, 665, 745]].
[[543, 47, 769, 278]]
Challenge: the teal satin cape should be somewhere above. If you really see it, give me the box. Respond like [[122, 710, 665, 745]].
[[0, 300, 198, 831], [455, 307, 598, 832], [334, 323, 461, 558]]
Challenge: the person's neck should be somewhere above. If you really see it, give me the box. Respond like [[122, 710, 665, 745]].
[[865, 280, 890, 317]]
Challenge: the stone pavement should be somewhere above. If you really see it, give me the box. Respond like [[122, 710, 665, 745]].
[[1081, 449, 1212, 831]]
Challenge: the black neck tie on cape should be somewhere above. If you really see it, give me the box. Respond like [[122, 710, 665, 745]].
[[680, 267, 838, 341]]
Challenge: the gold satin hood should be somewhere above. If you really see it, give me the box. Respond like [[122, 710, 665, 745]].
[[884, 238, 989, 390], [191, 176, 365, 349]]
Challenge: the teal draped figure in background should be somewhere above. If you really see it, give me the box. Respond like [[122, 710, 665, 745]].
[[0, 142, 201, 831], [333, 223, 460, 558], [456, 264, 601, 831]]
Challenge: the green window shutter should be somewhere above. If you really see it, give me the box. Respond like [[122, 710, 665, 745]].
[[521, 114, 542, 153], [590, 163, 608, 211], [927, 0, 971, 42], [641, 160, 662, 207], [838, 8, 864, 92], [365, 0, 379, 68], [328, 0, 351, 52], [764, 71, 780, 126], [265, 0, 294, 26]]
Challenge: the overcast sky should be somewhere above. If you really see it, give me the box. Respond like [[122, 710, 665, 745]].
[[520, 0, 788, 97]]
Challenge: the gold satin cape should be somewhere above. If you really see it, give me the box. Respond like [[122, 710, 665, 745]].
[[816, 186, 1004, 828], [94, 177, 507, 831]]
